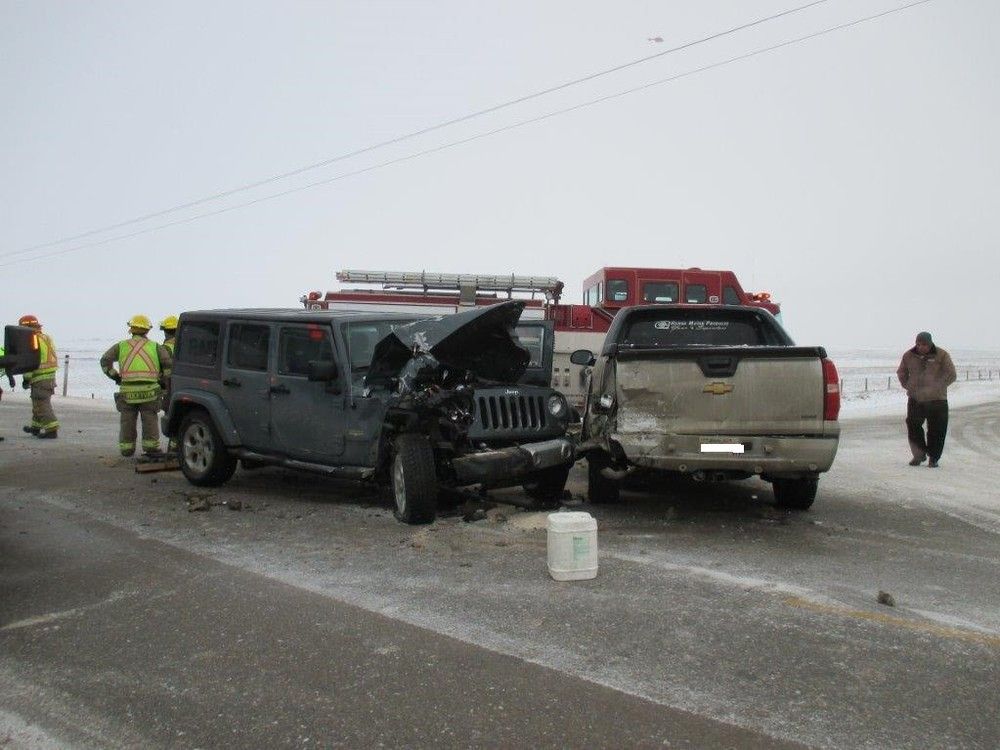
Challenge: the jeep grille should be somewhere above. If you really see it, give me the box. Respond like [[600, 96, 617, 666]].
[[474, 394, 548, 432]]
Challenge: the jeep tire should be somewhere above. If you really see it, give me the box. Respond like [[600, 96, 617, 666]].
[[771, 476, 819, 510], [178, 411, 238, 487], [391, 434, 438, 525], [523, 465, 570, 508], [587, 455, 620, 504]]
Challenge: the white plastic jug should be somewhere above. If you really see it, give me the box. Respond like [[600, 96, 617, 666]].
[[547, 511, 598, 581]]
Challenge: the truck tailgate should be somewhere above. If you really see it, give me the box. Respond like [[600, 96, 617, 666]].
[[614, 347, 827, 436]]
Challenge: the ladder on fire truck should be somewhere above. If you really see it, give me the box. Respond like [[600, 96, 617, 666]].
[[336, 269, 564, 305]]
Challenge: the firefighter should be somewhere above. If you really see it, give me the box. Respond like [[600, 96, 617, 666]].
[[101, 315, 173, 458], [18, 315, 59, 439], [0, 345, 14, 441], [159, 315, 178, 453]]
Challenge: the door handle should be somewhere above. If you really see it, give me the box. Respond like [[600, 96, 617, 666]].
[[223, 378, 242, 388], [269, 384, 290, 395]]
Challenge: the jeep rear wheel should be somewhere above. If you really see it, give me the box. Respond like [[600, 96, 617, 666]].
[[179, 411, 237, 487], [391, 434, 438, 525], [523, 465, 570, 508], [587, 456, 620, 504], [771, 476, 819, 510]]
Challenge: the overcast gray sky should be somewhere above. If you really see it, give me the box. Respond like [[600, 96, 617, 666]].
[[2, 0, 996, 350]]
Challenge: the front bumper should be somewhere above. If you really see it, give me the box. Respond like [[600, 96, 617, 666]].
[[609, 432, 839, 477], [452, 438, 574, 485]]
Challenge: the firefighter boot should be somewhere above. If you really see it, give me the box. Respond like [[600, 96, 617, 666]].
[[37, 428, 58, 439], [23, 425, 39, 435]]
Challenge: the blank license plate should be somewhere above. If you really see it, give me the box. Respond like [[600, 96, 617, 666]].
[[700, 443, 746, 453]]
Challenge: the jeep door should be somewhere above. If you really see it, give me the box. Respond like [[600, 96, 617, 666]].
[[221, 321, 273, 451], [270, 324, 347, 460]]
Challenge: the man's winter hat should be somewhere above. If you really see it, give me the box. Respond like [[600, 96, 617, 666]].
[[916, 331, 933, 344]]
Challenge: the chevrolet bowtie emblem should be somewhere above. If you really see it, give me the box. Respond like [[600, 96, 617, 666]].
[[703, 382, 734, 395]]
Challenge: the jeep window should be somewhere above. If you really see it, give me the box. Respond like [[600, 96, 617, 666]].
[[278, 326, 335, 376], [514, 325, 544, 368], [176, 321, 220, 366], [226, 324, 270, 371], [722, 285, 741, 305], [685, 284, 708, 303], [642, 281, 678, 303], [607, 279, 629, 303], [620, 310, 790, 348]]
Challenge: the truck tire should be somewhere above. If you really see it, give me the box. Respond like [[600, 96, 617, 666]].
[[523, 465, 570, 508], [587, 456, 620, 504], [391, 434, 438, 525], [772, 477, 819, 510], [179, 411, 238, 487]]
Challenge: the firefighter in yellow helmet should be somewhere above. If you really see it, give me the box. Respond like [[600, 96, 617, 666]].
[[159, 315, 179, 452], [100, 315, 173, 458], [18, 314, 60, 439]]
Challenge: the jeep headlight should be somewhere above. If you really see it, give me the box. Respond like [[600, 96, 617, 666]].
[[547, 394, 567, 417]]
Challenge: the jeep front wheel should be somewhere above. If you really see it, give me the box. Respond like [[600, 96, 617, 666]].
[[178, 411, 237, 487], [391, 434, 438, 525], [523, 465, 570, 508]]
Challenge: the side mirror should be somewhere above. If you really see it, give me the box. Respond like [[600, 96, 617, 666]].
[[307, 360, 339, 382], [570, 349, 595, 367], [1, 325, 42, 375]]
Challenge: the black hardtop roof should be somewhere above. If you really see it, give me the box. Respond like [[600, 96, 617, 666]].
[[179, 308, 425, 325]]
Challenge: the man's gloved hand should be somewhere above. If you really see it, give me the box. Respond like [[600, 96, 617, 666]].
[[22, 379, 30, 390], [111, 373, 122, 384]]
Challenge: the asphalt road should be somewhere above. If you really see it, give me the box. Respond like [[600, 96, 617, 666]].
[[1, 395, 998, 749]]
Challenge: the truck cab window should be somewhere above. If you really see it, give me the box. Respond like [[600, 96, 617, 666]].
[[685, 284, 707, 303], [722, 286, 741, 305], [607, 279, 629, 302], [642, 282, 678, 303]]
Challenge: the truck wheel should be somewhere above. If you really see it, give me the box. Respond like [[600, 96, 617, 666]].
[[772, 477, 819, 510], [391, 434, 438, 525], [587, 456, 620, 504], [178, 411, 237, 487], [523, 465, 570, 508]]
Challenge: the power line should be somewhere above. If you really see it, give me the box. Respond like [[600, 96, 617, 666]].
[[4, 0, 832, 260], [1, 0, 935, 269]]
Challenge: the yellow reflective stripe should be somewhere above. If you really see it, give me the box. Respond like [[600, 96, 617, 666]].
[[39, 334, 57, 370]]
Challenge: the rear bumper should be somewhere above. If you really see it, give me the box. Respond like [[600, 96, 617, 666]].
[[452, 438, 574, 485], [609, 431, 839, 477]]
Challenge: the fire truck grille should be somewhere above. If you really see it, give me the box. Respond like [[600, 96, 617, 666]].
[[474, 394, 548, 433]]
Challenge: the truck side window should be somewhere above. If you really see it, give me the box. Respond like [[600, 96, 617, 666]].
[[607, 279, 629, 302], [176, 321, 220, 366], [722, 286, 741, 305], [278, 327, 334, 376], [226, 324, 270, 371], [685, 284, 707, 303], [643, 282, 678, 303]]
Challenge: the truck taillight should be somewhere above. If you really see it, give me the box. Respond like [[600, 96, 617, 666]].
[[822, 358, 840, 421], [307, 291, 321, 301]]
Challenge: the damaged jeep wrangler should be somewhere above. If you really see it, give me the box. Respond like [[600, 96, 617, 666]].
[[163, 301, 574, 524]]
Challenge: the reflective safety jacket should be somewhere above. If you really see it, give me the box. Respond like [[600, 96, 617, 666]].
[[24, 332, 57, 384], [164, 336, 175, 355], [100, 335, 173, 404]]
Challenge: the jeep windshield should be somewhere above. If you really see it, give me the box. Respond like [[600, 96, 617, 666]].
[[619, 308, 791, 348], [342, 319, 422, 384]]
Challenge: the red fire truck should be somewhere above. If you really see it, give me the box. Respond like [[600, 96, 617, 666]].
[[302, 267, 780, 408]]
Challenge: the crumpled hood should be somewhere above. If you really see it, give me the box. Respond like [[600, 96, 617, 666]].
[[366, 300, 530, 385]]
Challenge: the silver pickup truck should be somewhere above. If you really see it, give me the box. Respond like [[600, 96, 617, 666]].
[[572, 305, 840, 509]]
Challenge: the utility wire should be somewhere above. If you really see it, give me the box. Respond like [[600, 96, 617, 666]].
[[4, 0, 832, 260], [0, 0, 935, 269]]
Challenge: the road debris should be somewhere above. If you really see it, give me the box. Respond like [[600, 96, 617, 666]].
[[877, 590, 896, 607]]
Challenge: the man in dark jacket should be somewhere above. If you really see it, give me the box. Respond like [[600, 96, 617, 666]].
[[896, 331, 957, 468]]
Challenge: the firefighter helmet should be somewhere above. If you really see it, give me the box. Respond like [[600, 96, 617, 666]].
[[18, 314, 40, 328], [159, 315, 178, 331], [128, 314, 152, 331]]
